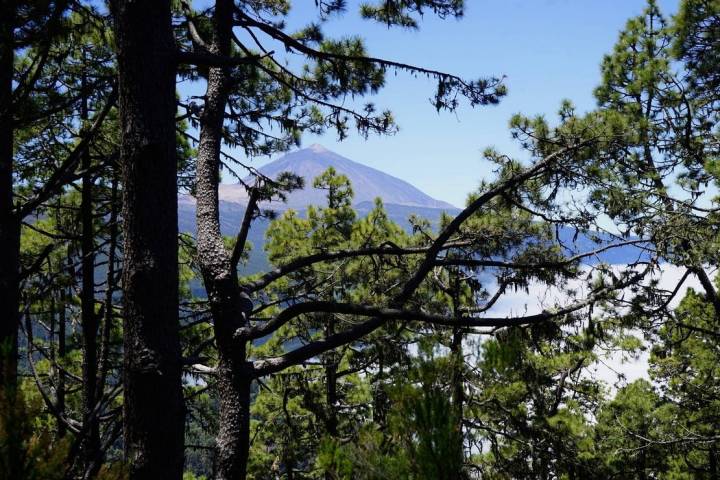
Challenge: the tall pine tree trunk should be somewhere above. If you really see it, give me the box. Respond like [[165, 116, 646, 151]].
[[195, 57, 254, 480], [449, 275, 465, 477], [450, 326, 464, 452], [214, 349, 252, 480], [98, 176, 119, 394], [325, 315, 339, 439], [111, 1, 184, 478], [324, 315, 339, 480], [193, 2, 254, 477], [79, 69, 101, 476], [58, 254, 68, 439], [0, 0, 19, 392]]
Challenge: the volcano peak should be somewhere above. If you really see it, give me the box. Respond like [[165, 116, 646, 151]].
[[218, 146, 456, 210]]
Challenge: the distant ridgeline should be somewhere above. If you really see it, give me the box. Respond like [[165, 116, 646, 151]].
[[178, 145, 650, 277]]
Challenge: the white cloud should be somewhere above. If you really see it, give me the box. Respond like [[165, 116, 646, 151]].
[[481, 264, 711, 388]]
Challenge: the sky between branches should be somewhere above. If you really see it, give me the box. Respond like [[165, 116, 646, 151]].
[[194, 0, 679, 207]]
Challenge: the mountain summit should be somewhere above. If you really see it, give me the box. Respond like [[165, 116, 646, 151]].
[[218, 145, 456, 210]]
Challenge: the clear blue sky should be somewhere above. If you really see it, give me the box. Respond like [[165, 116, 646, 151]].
[[220, 0, 680, 207]]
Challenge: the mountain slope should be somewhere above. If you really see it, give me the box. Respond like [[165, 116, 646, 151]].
[[217, 144, 456, 210], [178, 145, 649, 274]]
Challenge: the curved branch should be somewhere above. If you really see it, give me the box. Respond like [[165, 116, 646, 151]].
[[435, 239, 651, 270], [251, 271, 639, 377], [250, 143, 622, 376], [245, 241, 472, 292], [235, 8, 501, 103], [692, 267, 720, 319], [393, 141, 593, 308]]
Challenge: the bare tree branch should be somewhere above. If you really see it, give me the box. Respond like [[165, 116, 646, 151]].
[[435, 239, 650, 270], [231, 186, 260, 274], [251, 271, 640, 377], [251, 142, 609, 376], [244, 241, 472, 292]]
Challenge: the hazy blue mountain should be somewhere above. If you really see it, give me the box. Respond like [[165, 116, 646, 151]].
[[178, 201, 455, 275], [216, 144, 457, 210], [179, 144, 461, 272], [178, 145, 648, 275]]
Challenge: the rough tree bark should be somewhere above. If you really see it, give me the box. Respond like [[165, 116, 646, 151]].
[[78, 68, 101, 476], [449, 274, 465, 472], [0, 0, 19, 391], [193, 1, 254, 477], [324, 314, 339, 439], [710, 443, 718, 480], [323, 314, 339, 480], [57, 253, 68, 439], [98, 176, 119, 395], [111, 1, 185, 478]]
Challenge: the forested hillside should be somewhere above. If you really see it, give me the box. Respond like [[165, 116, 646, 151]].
[[1, 1, 719, 479]]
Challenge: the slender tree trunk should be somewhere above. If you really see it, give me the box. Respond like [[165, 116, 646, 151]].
[[710, 443, 718, 480], [0, 0, 19, 392], [325, 315, 338, 438], [196, 66, 253, 480], [48, 287, 62, 439], [638, 430, 647, 480], [373, 351, 388, 427], [193, 2, 255, 477], [325, 361, 338, 437], [97, 175, 119, 394], [450, 327, 464, 435], [79, 67, 101, 475], [449, 275, 465, 477], [57, 249, 70, 439], [111, 1, 184, 478], [324, 315, 338, 480]]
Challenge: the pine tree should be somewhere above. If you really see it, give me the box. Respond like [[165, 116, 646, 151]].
[[649, 282, 720, 477]]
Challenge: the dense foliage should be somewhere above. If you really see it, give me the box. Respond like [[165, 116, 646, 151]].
[[1, 0, 719, 479]]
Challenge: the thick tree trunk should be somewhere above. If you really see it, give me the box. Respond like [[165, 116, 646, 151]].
[[111, 1, 185, 478], [196, 62, 254, 480], [193, 2, 255, 477], [214, 347, 252, 480], [0, 0, 19, 392], [197, 210, 252, 480]]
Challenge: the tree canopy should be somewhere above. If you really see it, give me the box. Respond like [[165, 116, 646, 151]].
[[1, 1, 720, 479]]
